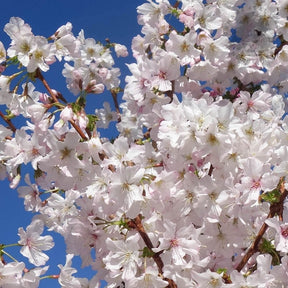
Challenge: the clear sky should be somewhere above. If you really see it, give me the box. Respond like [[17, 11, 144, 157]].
[[0, 1, 143, 287]]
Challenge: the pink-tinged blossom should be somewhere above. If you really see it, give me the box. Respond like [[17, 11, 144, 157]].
[[238, 157, 279, 202], [17, 174, 42, 212], [266, 218, 288, 253], [18, 218, 54, 266], [234, 90, 272, 117], [73, 110, 89, 131], [0, 75, 11, 105], [179, 7, 196, 28], [154, 219, 200, 266], [6, 33, 35, 67], [202, 36, 230, 65], [187, 60, 219, 81], [60, 105, 74, 122], [270, 255, 288, 285], [81, 37, 103, 63], [151, 52, 180, 92], [85, 79, 104, 94], [2, 2, 288, 287]]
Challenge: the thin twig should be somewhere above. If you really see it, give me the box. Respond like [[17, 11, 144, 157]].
[[236, 180, 288, 272], [110, 89, 121, 122], [69, 119, 88, 141], [35, 68, 88, 141], [0, 111, 16, 133], [128, 215, 177, 288], [35, 68, 59, 103], [173, 1, 180, 8]]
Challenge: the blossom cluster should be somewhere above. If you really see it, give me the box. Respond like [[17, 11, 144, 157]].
[[1, 0, 288, 287]]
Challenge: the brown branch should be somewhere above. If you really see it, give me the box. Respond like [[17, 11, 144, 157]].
[[236, 180, 288, 272], [173, 1, 180, 8], [166, 80, 175, 103], [0, 111, 16, 133], [68, 118, 88, 141], [110, 88, 121, 122], [208, 164, 214, 176], [128, 215, 177, 288], [35, 68, 59, 103], [274, 35, 288, 57], [35, 68, 88, 141]]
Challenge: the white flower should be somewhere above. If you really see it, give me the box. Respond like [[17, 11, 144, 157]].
[[58, 254, 89, 288], [18, 218, 54, 266], [266, 218, 288, 253], [128, 266, 168, 287], [21, 266, 49, 288], [0, 261, 24, 287], [103, 234, 142, 281], [17, 174, 42, 212], [95, 102, 118, 128]]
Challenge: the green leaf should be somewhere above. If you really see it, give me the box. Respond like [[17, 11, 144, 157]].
[[216, 268, 227, 274], [259, 238, 280, 265], [7, 56, 20, 65], [141, 246, 154, 258], [76, 95, 86, 108], [87, 114, 98, 131], [259, 188, 281, 204]]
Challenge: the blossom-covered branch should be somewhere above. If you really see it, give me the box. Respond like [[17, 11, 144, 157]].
[[1, 1, 288, 287]]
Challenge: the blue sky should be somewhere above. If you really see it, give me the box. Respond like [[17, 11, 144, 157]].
[[0, 0, 143, 287]]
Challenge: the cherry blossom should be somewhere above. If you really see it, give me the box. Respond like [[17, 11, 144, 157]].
[[0, 261, 25, 287], [18, 218, 54, 266], [103, 234, 142, 281], [58, 254, 88, 288]]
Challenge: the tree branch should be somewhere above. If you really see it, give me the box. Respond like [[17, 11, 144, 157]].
[[110, 88, 121, 122], [128, 215, 177, 288], [35, 68, 59, 103], [35, 68, 88, 141], [0, 111, 16, 133], [236, 179, 288, 272], [274, 35, 288, 57]]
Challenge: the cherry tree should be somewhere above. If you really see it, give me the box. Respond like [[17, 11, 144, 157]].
[[1, 0, 288, 287]]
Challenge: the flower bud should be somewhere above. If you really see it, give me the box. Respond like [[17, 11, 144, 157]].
[[85, 80, 105, 94], [60, 106, 74, 121], [114, 44, 128, 57]]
